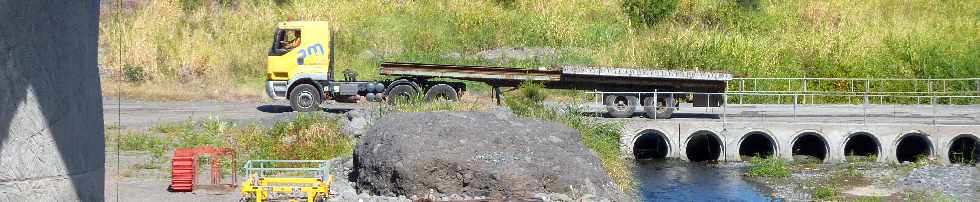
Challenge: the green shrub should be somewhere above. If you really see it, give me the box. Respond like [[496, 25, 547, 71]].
[[622, 0, 679, 26], [494, 0, 517, 8], [747, 155, 790, 177], [812, 185, 838, 201], [117, 131, 170, 159], [122, 64, 145, 83], [178, 0, 204, 12], [234, 114, 355, 160]]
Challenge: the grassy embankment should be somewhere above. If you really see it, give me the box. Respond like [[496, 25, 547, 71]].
[[100, 0, 979, 101]]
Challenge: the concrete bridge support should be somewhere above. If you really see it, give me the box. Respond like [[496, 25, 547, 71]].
[[622, 120, 979, 165], [0, 0, 104, 201]]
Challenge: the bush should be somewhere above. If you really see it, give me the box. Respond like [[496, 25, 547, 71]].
[[622, 0, 679, 26], [494, 0, 517, 8], [812, 186, 838, 201], [117, 131, 170, 159], [122, 64, 145, 83], [178, 0, 204, 12], [747, 156, 790, 177], [234, 114, 355, 160]]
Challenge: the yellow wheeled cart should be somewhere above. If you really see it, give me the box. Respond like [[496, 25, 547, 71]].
[[239, 160, 334, 202]]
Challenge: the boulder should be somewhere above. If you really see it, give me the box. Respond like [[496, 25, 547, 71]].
[[353, 111, 626, 200]]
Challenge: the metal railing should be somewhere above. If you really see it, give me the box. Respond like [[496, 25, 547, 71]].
[[571, 90, 980, 125], [729, 77, 980, 105]]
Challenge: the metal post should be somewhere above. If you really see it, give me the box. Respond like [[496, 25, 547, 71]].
[[942, 80, 947, 104], [706, 92, 710, 113], [848, 80, 854, 104], [722, 93, 727, 126], [793, 94, 798, 121], [929, 81, 935, 125], [802, 78, 808, 105], [975, 79, 979, 105], [739, 79, 744, 104], [915, 80, 919, 104], [653, 90, 658, 120], [864, 79, 869, 124], [932, 89, 937, 126], [879, 80, 884, 104]]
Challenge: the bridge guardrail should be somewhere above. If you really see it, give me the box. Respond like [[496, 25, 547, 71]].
[[572, 90, 979, 125]]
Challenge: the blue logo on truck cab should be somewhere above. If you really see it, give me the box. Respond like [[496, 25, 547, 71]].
[[297, 43, 325, 65]]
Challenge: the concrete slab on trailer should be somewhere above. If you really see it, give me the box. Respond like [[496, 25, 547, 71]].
[[560, 65, 732, 81]]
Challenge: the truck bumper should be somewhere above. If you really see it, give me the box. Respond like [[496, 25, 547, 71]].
[[266, 80, 288, 100]]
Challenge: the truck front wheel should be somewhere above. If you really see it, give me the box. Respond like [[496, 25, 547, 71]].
[[289, 84, 322, 112]]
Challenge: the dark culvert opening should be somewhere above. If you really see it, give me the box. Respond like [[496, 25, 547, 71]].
[[896, 134, 932, 163], [948, 136, 979, 165], [686, 132, 722, 162], [634, 132, 670, 160], [739, 132, 775, 159], [792, 133, 827, 161], [843, 133, 879, 159]]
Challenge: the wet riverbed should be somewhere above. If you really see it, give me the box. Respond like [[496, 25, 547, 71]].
[[633, 159, 779, 201]]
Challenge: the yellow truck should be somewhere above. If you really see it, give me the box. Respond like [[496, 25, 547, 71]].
[[266, 21, 731, 118]]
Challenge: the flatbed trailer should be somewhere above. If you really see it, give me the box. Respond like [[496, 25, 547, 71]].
[[263, 21, 731, 119], [378, 62, 732, 119]]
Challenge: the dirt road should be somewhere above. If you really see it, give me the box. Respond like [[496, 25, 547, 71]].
[[102, 98, 371, 130]]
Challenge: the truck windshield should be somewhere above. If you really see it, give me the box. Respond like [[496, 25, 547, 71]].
[[269, 29, 300, 56]]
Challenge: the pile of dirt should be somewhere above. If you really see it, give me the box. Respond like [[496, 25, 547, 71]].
[[352, 111, 626, 201]]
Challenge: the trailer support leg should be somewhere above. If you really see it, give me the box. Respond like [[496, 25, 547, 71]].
[[493, 86, 503, 106]]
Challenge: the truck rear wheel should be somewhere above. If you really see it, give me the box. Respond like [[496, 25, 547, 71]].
[[424, 84, 458, 102], [605, 94, 638, 118], [386, 84, 417, 104], [289, 84, 322, 112], [643, 95, 675, 119]]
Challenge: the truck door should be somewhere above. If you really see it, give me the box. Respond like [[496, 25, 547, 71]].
[[267, 29, 303, 81], [267, 27, 330, 81]]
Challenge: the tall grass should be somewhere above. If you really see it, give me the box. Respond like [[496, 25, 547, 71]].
[[100, 0, 978, 101]]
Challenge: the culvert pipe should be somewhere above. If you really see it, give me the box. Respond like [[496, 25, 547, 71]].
[[843, 133, 880, 160], [791, 133, 828, 162], [896, 134, 933, 163], [633, 131, 670, 160], [739, 132, 776, 160], [685, 131, 722, 162]]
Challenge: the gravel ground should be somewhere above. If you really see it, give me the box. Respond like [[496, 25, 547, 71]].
[[748, 161, 978, 201], [898, 164, 979, 201]]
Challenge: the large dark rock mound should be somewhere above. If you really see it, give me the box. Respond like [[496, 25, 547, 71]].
[[353, 111, 625, 200]]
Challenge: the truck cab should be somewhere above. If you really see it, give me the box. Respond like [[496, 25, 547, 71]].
[[266, 21, 386, 112], [266, 21, 332, 109]]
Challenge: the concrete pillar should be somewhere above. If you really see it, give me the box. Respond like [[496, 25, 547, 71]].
[[0, 0, 104, 201]]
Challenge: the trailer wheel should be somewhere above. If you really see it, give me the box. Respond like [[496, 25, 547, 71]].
[[605, 94, 638, 118], [424, 84, 458, 102], [386, 84, 417, 104], [643, 95, 675, 119], [289, 84, 322, 112]]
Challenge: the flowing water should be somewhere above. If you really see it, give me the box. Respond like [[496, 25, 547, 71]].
[[633, 159, 780, 201]]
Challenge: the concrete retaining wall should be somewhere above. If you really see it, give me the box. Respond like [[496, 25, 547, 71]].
[[0, 1, 104, 201]]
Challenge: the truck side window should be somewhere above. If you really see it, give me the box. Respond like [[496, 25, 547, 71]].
[[269, 29, 301, 56]]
